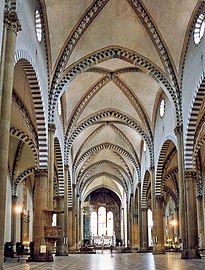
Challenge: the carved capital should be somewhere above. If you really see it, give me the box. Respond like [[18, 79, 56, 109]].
[[35, 169, 48, 178], [64, 164, 69, 170], [155, 195, 164, 202], [4, 10, 21, 32], [48, 123, 56, 133], [72, 183, 76, 189], [174, 125, 182, 136], [184, 170, 197, 181], [149, 165, 155, 172]]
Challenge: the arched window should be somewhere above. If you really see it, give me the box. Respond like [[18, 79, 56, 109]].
[[107, 211, 113, 236], [35, 10, 42, 42], [98, 206, 106, 236], [57, 100, 62, 116], [159, 99, 165, 118], [91, 211, 97, 236]]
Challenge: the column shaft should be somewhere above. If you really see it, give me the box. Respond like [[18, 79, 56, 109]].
[[48, 123, 56, 210], [141, 209, 148, 251], [174, 126, 187, 257], [32, 170, 53, 262], [63, 165, 69, 255], [185, 171, 200, 258], [153, 196, 165, 254], [68, 208, 73, 250], [56, 196, 64, 256], [0, 9, 21, 269]]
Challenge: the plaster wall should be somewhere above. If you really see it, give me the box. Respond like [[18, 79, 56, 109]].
[[16, 0, 48, 118], [154, 93, 177, 169], [182, 3, 205, 137]]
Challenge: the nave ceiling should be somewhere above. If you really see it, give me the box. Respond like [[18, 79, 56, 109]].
[[13, 0, 200, 200]]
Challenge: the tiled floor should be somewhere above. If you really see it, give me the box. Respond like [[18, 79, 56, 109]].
[[3, 251, 205, 270]]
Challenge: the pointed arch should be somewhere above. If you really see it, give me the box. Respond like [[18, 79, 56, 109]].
[[49, 46, 179, 125], [65, 109, 150, 168], [80, 172, 127, 195], [14, 49, 48, 169], [73, 142, 140, 180], [13, 167, 35, 195], [155, 140, 173, 196], [141, 170, 150, 209], [10, 126, 38, 167], [54, 137, 64, 196], [184, 72, 205, 170]]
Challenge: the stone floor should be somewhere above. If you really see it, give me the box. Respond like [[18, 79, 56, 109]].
[[3, 251, 205, 270]]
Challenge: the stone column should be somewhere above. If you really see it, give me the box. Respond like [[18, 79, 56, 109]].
[[126, 200, 130, 247], [129, 194, 133, 247], [153, 196, 165, 254], [79, 200, 82, 246], [63, 164, 69, 255], [72, 184, 76, 249], [75, 194, 80, 249], [174, 125, 187, 257], [48, 123, 56, 211], [137, 182, 143, 251], [68, 207, 73, 251], [196, 178, 204, 250], [56, 196, 64, 256], [11, 195, 18, 247], [184, 171, 200, 258], [122, 207, 125, 246], [141, 208, 148, 251], [32, 169, 53, 262], [0, 8, 21, 269]]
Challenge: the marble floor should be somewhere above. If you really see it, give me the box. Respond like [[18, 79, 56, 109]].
[[3, 251, 205, 270]]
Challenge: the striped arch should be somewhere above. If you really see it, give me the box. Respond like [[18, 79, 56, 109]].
[[184, 72, 205, 170], [66, 109, 150, 167], [14, 49, 48, 169], [49, 46, 179, 124], [54, 137, 64, 196], [162, 167, 179, 194], [78, 159, 130, 190], [73, 142, 140, 180], [141, 170, 150, 209], [13, 167, 35, 195], [163, 185, 178, 205], [10, 126, 38, 167], [193, 132, 205, 168], [79, 172, 127, 195], [155, 140, 173, 196]]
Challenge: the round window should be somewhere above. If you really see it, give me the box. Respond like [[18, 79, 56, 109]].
[[35, 10, 42, 42], [159, 99, 165, 118], [194, 13, 205, 45]]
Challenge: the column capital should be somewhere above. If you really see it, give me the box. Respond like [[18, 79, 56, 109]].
[[12, 194, 18, 200], [174, 125, 183, 136], [72, 183, 76, 189], [64, 164, 69, 170], [4, 10, 21, 32], [155, 195, 164, 202], [35, 169, 48, 177], [48, 123, 56, 133], [149, 165, 155, 172], [184, 170, 197, 180]]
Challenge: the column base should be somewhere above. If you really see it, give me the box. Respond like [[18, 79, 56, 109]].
[[153, 245, 165, 255], [181, 248, 201, 259], [28, 253, 53, 262]]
